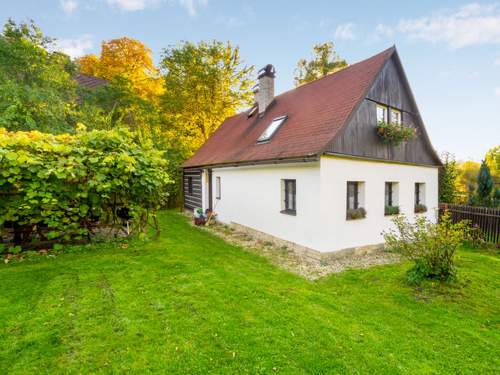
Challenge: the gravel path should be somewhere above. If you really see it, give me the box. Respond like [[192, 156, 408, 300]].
[[190, 217, 400, 280]]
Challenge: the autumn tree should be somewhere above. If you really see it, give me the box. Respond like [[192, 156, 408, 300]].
[[0, 19, 78, 133], [78, 37, 164, 101], [485, 145, 499, 184], [294, 42, 347, 86], [160, 40, 254, 152], [455, 161, 480, 204]]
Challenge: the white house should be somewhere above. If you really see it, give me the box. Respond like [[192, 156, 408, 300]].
[[183, 46, 441, 257]]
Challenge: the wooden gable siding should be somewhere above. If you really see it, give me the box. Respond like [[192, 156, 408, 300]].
[[325, 56, 440, 166], [183, 168, 202, 210]]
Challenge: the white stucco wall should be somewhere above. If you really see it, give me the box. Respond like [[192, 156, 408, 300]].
[[206, 156, 439, 253], [210, 162, 322, 250], [317, 156, 438, 252]]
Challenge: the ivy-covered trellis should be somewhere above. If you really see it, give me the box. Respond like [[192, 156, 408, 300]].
[[0, 126, 171, 249]]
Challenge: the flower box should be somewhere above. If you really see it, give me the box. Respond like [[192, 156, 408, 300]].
[[346, 207, 366, 220]]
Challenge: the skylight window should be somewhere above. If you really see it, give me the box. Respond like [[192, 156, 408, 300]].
[[257, 115, 287, 143]]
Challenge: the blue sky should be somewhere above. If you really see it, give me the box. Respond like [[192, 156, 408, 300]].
[[1, 1, 499, 161]]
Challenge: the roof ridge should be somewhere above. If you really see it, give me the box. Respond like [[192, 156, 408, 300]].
[[271, 45, 395, 101]]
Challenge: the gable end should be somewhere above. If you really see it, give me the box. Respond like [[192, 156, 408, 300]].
[[323, 51, 441, 167]]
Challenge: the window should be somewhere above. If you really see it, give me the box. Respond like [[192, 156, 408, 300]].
[[187, 176, 193, 195], [385, 182, 400, 215], [376, 104, 388, 123], [346, 181, 366, 220], [215, 176, 221, 200], [281, 179, 296, 215], [257, 115, 287, 143], [415, 183, 425, 205], [347, 181, 359, 210], [390, 108, 401, 124], [385, 182, 393, 206]]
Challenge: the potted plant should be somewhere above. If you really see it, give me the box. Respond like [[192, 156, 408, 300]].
[[384, 205, 400, 216], [193, 208, 206, 225], [346, 207, 367, 220], [414, 204, 427, 213], [376, 121, 416, 146]]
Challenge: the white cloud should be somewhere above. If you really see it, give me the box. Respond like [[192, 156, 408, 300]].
[[334, 23, 356, 41], [495, 86, 500, 97], [179, 0, 207, 16], [54, 35, 93, 59], [105, 0, 158, 11], [494, 57, 500, 66], [105, 0, 207, 16], [396, 3, 500, 48], [60, 0, 78, 15], [375, 23, 394, 38]]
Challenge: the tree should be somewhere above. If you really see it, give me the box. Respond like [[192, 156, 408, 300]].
[[160, 40, 254, 152], [78, 37, 164, 101], [439, 152, 458, 203], [475, 160, 494, 207], [456, 161, 480, 204], [0, 19, 78, 133], [485, 145, 499, 184], [294, 42, 347, 86]]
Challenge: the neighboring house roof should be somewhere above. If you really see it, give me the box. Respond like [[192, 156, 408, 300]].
[[74, 73, 108, 89], [183, 46, 439, 168]]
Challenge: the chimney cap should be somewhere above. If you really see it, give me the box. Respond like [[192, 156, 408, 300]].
[[257, 64, 275, 79]]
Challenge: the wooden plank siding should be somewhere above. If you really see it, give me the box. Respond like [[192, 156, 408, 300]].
[[326, 57, 440, 166], [439, 204, 500, 245], [183, 168, 202, 210]]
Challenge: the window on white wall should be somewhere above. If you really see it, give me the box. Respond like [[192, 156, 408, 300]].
[[385, 182, 399, 215], [346, 181, 366, 220], [414, 183, 427, 213], [215, 176, 221, 199], [281, 179, 296, 215]]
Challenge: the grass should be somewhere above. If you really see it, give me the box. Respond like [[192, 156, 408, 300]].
[[0, 211, 498, 374]]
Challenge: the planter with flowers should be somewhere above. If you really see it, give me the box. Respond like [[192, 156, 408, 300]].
[[376, 121, 416, 146], [346, 207, 366, 220], [414, 204, 427, 213]]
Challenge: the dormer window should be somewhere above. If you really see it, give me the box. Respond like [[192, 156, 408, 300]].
[[257, 115, 287, 143]]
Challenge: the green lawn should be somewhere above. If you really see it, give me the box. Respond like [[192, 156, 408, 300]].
[[1, 211, 498, 374]]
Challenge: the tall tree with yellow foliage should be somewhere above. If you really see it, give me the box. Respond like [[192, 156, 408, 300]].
[[78, 37, 163, 101], [160, 40, 254, 153]]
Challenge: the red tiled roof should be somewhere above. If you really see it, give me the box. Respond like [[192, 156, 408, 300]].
[[183, 46, 395, 168], [74, 73, 108, 89]]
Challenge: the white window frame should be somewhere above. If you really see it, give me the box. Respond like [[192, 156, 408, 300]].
[[376, 104, 388, 123], [257, 115, 287, 143], [280, 179, 296, 215], [390, 108, 401, 124], [215, 176, 221, 200], [415, 183, 426, 206]]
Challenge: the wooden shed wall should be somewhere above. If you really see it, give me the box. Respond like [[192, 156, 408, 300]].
[[183, 168, 202, 210]]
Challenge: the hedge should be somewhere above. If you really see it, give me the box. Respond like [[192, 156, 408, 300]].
[[0, 126, 171, 246]]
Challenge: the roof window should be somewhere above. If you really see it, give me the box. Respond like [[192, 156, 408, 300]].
[[257, 115, 287, 143]]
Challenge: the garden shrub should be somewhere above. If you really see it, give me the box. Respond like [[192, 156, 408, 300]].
[[383, 212, 468, 284], [0, 126, 171, 247]]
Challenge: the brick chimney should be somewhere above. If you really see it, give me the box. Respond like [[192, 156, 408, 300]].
[[256, 64, 275, 114]]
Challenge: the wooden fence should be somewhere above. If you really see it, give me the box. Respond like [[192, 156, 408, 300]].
[[439, 203, 500, 244]]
